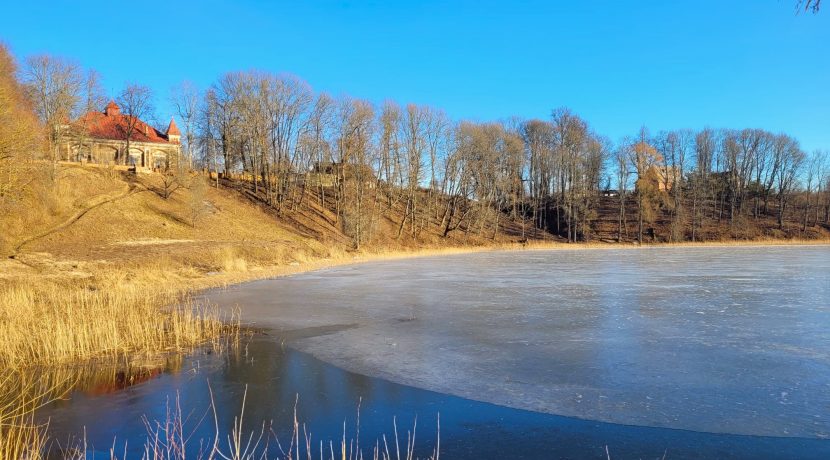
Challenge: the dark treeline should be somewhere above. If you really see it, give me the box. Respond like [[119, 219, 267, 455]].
[[4, 48, 830, 247]]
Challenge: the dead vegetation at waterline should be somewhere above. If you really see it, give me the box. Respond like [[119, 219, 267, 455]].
[[0, 372, 52, 460], [44, 382, 438, 460], [0, 271, 240, 459], [128, 386, 439, 460], [0, 274, 238, 370], [1, 352, 440, 460]]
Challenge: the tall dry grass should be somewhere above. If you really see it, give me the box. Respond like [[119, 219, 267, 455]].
[[0, 371, 55, 460], [0, 266, 239, 458], [0, 271, 237, 370]]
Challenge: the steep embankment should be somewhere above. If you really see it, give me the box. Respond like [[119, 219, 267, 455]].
[[0, 163, 532, 284], [3, 165, 321, 280]]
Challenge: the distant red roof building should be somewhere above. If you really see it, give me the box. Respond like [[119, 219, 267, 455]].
[[74, 100, 180, 145], [58, 101, 181, 170]]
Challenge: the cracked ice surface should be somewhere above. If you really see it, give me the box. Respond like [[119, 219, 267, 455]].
[[206, 246, 830, 438]]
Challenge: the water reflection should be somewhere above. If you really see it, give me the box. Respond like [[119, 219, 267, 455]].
[[38, 335, 830, 459]]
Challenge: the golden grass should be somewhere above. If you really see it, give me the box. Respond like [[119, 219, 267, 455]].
[[0, 264, 237, 458], [0, 271, 237, 370]]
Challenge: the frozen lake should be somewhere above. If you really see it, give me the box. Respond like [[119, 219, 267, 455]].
[[207, 246, 830, 439], [38, 245, 830, 458]]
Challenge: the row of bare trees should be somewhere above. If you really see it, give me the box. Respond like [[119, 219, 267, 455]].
[[189, 70, 829, 245], [608, 128, 828, 243], [646, 128, 824, 241], [195, 71, 463, 246], [3, 47, 828, 246], [522, 110, 607, 242]]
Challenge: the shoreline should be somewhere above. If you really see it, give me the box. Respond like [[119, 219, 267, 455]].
[[198, 242, 830, 440], [2, 237, 827, 366], [187, 238, 830, 294]]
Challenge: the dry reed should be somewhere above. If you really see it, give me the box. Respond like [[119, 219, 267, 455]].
[[0, 371, 55, 460], [0, 267, 238, 458], [128, 384, 437, 460], [0, 272, 237, 370]]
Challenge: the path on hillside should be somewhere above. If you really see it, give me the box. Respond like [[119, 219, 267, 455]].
[[12, 183, 148, 256]]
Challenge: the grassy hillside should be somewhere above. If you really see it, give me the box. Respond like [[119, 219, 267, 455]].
[[4, 162, 828, 285], [1, 163, 536, 287], [4, 165, 311, 270]]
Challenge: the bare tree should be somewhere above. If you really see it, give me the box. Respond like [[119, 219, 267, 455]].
[[629, 127, 662, 243], [67, 69, 107, 162], [266, 73, 313, 211], [116, 83, 155, 166], [159, 167, 186, 199], [170, 81, 200, 169], [335, 98, 375, 248], [397, 103, 427, 238], [82, 69, 107, 115], [424, 107, 450, 226], [441, 121, 478, 237], [802, 150, 824, 232], [774, 136, 804, 230], [820, 156, 830, 225], [294, 92, 334, 208], [655, 130, 692, 241], [522, 119, 553, 236], [615, 140, 631, 242], [21, 54, 83, 173]]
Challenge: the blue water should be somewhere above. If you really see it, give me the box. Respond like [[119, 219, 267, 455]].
[[40, 336, 830, 459]]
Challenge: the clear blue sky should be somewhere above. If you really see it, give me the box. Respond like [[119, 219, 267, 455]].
[[1, 1, 827, 151]]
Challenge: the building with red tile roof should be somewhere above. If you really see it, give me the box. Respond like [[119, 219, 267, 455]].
[[58, 101, 181, 170]]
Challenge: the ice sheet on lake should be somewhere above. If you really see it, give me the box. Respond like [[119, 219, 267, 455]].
[[205, 246, 830, 438]]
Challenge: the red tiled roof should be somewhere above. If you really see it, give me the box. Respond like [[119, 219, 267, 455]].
[[166, 117, 181, 136], [73, 103, 174, 144]]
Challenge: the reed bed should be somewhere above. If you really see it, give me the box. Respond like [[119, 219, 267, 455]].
[[0, 272, 237, 370], [0, 268, 238, 458]]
